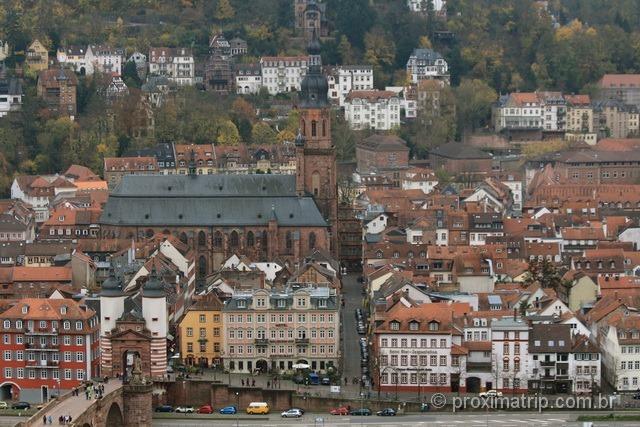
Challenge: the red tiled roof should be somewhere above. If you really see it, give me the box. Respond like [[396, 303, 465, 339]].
[[104, 156, 158, 172], [564, 94, 591, 106], [346, 90, 398, 102], [1, 298, 94, 320], [596, 139, 640, 152], [510, 92, 540, 105], [599, 74, 640, 88], [12, 267, 72, 282]]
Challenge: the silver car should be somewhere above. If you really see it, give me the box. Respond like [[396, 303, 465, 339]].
[[281, 408, 303, 418]]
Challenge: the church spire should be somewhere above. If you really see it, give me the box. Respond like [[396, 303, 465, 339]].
[[299, 28, 328, 109]]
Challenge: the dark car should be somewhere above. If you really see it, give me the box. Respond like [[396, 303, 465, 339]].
[[633, 392, 640, 400], [293, 375, 305, 384], [376, 408, 396, 416], [154, 405, 174, 413], [350, 408, 372, 416], [11, 402, 30, 410], [321, 377, 331, 385]]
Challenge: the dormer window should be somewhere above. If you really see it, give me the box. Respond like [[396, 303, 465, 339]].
[[60, 306, 67, 315], [318, 299, 327, 308], [237, 300, 246, 309], [21, 306, 28, 314], [390, 321, 400, 331], [409, 321, 419, 331], [428, 321, 439, 331], [277, 299, 286, 308]]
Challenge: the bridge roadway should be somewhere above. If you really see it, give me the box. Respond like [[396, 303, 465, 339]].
[[37, 380, 122, 424]]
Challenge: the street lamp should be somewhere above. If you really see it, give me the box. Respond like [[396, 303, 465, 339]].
[[235, 391, 239, 427]]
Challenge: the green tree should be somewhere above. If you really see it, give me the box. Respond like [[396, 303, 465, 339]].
[[36, 118, 76, 173], [454, 78, 497, 134], [337, 35, 356, 65], [122, 60, 142, 89], [251, 122, 277, 145]]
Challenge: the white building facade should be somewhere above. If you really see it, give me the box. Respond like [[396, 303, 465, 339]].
[[222, 287, 340, 374], [260, 56, 308, 95], [344, 90, 401, 130], [327, 66, 374, 106], [406, 48, 449, 84], [149, 47, 195, 86]]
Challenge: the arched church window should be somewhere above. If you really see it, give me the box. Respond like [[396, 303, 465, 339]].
[[309, 232, 316, 250], [230, 231, 239, 247]]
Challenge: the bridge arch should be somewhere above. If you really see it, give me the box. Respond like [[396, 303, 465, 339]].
[[105, 401, 124, 426]]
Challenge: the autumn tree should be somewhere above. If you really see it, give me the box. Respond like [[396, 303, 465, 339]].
[[364, 27, 396, 87], [215, 120, 240, 145], [251, 122, 277, 145], [215, 0, 235, 22]]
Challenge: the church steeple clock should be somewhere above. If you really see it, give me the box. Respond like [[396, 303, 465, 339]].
[[296, 29, 338, 257]]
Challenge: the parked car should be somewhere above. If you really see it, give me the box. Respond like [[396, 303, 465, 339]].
[[479, 390, 503, 398], [289, 407, 305, 414], [174, 406, 194, 413], [281, 409, 303, 418], [197, 405, 213, 414], [293, 375, 305, 384], [321, 377, 331, 385], [246, 402, 269, 414], [154, 405, 173, 413], [0, 401, 7, 410], [12, 402, 30, 410], [376, 408, 396, 416], [218, 406, 236, 415], [329, 406, 349, 415], [350, 408, 372, 416], [633, 392, 640, 400]]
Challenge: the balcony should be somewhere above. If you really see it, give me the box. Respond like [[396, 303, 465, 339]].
[[25, 360, 59, 368], [295, 338, 309, 345], [254, 338, 269, 346], [25, 328, 58, 336], [25, 342, 59, 351], [540, 360, 555, 367]]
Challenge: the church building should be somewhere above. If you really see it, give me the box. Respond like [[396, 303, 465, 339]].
[[99, 32, 338, 273]]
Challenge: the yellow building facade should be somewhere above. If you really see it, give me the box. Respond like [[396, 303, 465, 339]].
[[178, 294, 223, 367]]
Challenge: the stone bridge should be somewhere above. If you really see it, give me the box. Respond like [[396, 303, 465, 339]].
[[16, 381, 152, 427]]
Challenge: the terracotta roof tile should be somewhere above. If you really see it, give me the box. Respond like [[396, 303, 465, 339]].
[[12, 267, 72, 282]]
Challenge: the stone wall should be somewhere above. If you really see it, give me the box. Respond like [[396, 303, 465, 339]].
[[159, 380, 292, 411], [123, 384, 153, 427]]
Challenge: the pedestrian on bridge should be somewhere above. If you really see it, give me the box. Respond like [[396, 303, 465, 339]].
[[43, 415, 46, 424]]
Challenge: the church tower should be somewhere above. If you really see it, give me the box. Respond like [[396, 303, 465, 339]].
[[296, 30, 338, 257]]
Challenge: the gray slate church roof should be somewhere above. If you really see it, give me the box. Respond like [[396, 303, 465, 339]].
[[100, 175, 327, 228]]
